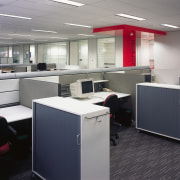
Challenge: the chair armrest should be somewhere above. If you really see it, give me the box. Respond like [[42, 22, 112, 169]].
[[8, 125, 17, 136]]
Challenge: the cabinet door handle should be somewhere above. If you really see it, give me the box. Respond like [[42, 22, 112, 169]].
[[77, 134, 80, 146]]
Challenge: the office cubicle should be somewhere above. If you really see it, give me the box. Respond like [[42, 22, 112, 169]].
[[17, 67, 151, 120], [104, 70, 151, 119], [20, 78, 60, 108]]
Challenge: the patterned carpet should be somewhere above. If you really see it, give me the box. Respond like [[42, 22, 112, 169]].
[[110, 125, 180, 180], [3, 124, 180, 180]]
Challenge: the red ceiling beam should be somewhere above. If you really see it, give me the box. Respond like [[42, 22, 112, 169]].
[[93, 24, 166, 36]]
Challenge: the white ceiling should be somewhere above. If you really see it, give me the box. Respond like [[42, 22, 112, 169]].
[[0, 0, 180, 46]]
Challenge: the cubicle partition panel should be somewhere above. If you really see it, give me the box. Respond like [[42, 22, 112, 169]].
[[0, 79, 20, 107], [87, 72, 104, 81], [46, 63, 56, 70], [104, 72, 151, 120], [27, 76, 59, 83], [20, 79, 60, 108], [13, 66, 27, 72], [124, 69, 151, 74], [59, 73, 88, 85]]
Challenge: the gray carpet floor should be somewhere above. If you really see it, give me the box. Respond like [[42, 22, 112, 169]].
[[5, 125, 180, 180]]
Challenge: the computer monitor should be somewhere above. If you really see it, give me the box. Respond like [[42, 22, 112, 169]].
[[37, 63, 47, 71], [70, 79, 94, 98]]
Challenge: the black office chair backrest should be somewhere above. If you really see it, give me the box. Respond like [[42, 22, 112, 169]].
[[0, 116, 10, 147], [103, 94, 118, 119], [37, 63, 47, 71]]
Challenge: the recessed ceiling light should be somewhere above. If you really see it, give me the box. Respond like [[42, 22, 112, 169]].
[[116, 13, 146, 21], [64, 23, 92, 28], [0, 42, 13, 45], [32, 29, 57, 33], [51, 0, 84, 7], [51, 37, 68, 39], [0, 13, 32, 20], [30, 39, 48, 42], [16, 41, 31, 43], [0, 37, 12, 40], [161, 24, 179, 29], [8, 34, 32, 37], [78, 34, 95, 37]]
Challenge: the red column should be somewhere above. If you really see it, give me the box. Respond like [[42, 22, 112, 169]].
[[123, 29, 136, 67]]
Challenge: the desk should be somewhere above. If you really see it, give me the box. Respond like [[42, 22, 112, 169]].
[[66, 91, 131, 104], [0, 105, 32, 123]]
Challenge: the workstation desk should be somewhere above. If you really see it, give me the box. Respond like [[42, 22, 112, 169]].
[[32, 91, 131, 180], [0, 91, 130, 124], [66, 91, 131, 104], [0, 105, 32, 123]]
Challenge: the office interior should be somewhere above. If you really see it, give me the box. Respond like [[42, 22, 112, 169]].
[[0, 0, 180, 180]]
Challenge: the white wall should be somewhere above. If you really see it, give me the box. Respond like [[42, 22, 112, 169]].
[[154, 31, 180, 84]]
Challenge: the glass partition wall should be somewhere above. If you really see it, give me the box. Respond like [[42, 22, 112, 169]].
[[23, 45, 30, 64], [0, 47, 9, 58], [12, 45, 20, 63], [97, 38, 115, 68], [42, 42, 68, 65], [70, 40, 88, 68], [0, 37, 118, 68]]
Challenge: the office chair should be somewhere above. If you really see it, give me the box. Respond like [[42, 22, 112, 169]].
[[0, 116, 15, 155], [0, 116, 29, 159], [103, 94, 119, 145], [0, 116, 17, 179]]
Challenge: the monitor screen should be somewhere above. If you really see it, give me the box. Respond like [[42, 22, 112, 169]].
[[37, 63, 47, 71], [70, 79, 94, 98], [81, 80, 93, 94]]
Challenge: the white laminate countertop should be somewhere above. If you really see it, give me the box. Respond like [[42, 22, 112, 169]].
[[137, 82, 180, 90]]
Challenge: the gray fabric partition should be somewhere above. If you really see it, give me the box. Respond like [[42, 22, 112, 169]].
[[20, 79, 60, 108], [104, 72, 151, 120], [59, 74, 88, 85], [87, 72, 104, 81], [13, 66, 27, 72]]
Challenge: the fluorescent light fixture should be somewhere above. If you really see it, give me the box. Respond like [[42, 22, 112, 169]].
[[16, 41, 31, 43], [32, 29, 57, 33], [161, 24, 179, 29], [51, 37, 68, 39], [0, 13, 32, 20], [64, 23, 92, 28], [78, 34, 95, 37], [116, 13, 146, 21], [0, 37, 12, 40], [8, 34, 32, 37], [51, 0, 84, 7], [0, 42, 13, 45], [30, 39, 48, 42]]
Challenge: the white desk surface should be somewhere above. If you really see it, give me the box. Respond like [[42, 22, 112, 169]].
[[66, 91, 131, 104], [0, 105, 32, 123], [137, 82, 180, 89], [33, 97, 109, 117]]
